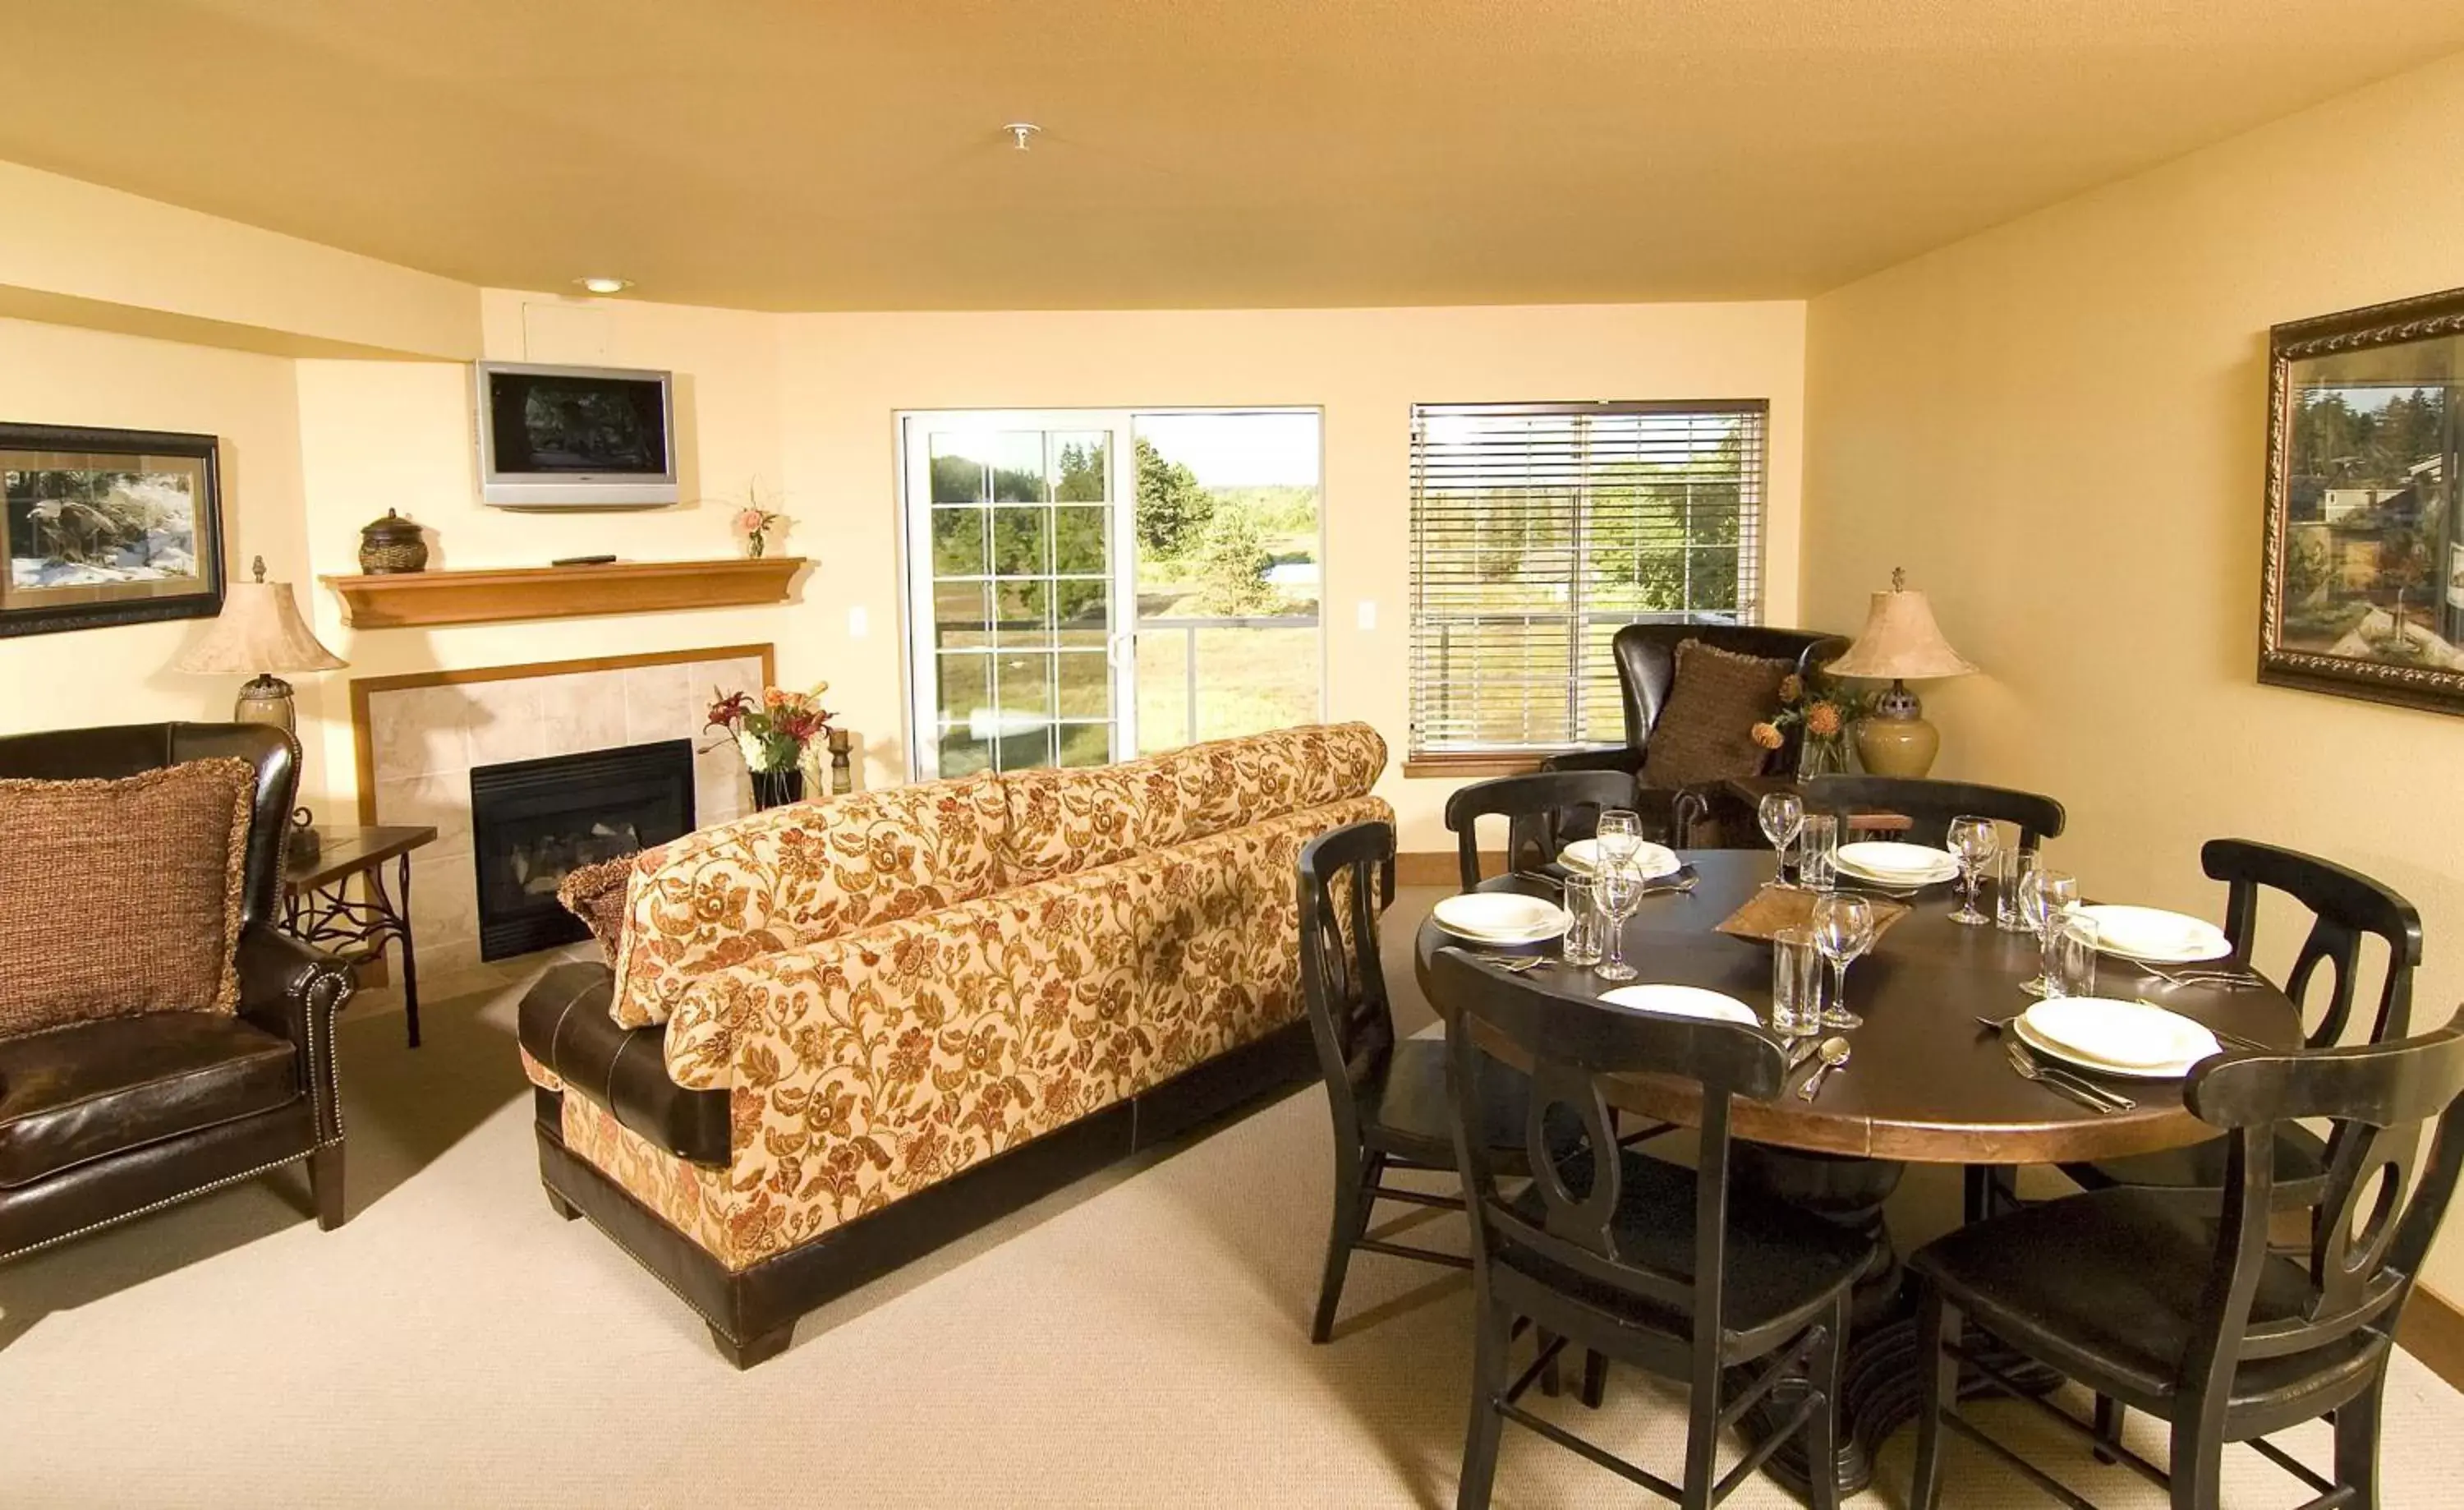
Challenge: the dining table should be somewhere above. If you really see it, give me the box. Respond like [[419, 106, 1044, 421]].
[[1409, 847, 2306, 1498]]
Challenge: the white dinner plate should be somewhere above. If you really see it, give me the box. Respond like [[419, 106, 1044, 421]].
[[2016, 997, 2221, 1079], [2071, 905, 2232, 964], [1559, 839, 1682, 881], [1432, 891, 1571, 944], [1597, 984, 1760, 1025], [1837, 841, 1960, 882]]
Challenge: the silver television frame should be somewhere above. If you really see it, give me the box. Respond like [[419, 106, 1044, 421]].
[[476, 361, 679, 508]]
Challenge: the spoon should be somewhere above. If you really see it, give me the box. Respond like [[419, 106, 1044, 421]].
[[1796, 1037, 1851, 1101]]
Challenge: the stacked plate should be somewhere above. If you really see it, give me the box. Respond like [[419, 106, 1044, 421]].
[[2014, 997, 2223, 1080], [1558, 839, 1683, 881], [2070, 905, 2232, 964], [1598, 984, 1758, 1024], [1431, 892, 1572, 950], [1834, 840, 1959, 887]]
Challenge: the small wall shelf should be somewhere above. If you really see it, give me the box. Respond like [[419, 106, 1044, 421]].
[[319, 556, 805, 630]]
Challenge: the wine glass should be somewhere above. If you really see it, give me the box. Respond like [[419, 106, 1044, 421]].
[[1592, 860, 1645, 983], [1810, 892, 1876, 1029], [2018, 868, 2080, 997], [1945, 814, 1999, 927], [1594, 808, 1644, 870], [1758, 791, 1805, 884]]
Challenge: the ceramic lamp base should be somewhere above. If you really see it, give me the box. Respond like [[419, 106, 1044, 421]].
[[1853, 713, 1940, 777]]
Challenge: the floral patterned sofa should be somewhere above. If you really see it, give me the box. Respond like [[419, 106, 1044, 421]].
[[515, 722, 1391, 1366]]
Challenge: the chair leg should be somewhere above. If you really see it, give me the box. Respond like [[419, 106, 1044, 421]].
[[2167, 1414, 2226, 1510], [1538, 1328, 1562, 1397], [309, 1143, 346, 1231], [2092, 1393, 2124, 1464], [1910, 1287, 1957, 1510], [1579, 1348, 1609, 1409], [2333, 1362, 2389, 1510], [1312, 1149, 1377, 1343], [1802, 1291, 1847, 1510], [544, 1184, 582, 1221], [1457, 1298, 1510, 1510]]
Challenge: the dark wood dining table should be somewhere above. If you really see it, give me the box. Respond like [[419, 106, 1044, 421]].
[[1410, 847, 2305, 1496]]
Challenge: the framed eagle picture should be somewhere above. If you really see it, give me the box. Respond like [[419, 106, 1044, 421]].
[[0, 423, 225, 638]]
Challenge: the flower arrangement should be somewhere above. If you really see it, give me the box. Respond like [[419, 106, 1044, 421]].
[[735, 504, 785, 559], [706, 683, 835, 775], [1751, 671, 1874, 772]]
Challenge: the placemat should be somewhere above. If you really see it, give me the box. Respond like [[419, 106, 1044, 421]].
[[1715, 884, 1912, 943]]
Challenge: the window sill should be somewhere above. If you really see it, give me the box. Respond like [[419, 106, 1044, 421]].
[[1401, 751, 1560, 779]]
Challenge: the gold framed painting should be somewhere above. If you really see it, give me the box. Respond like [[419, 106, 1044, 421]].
[[0, 424, 224, 638], [2262, 287, 2464, 713]]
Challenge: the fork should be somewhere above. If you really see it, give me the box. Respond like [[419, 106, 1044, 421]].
[[2136, 960, 2264, 990], [2001, 1036, 2135, 1113]]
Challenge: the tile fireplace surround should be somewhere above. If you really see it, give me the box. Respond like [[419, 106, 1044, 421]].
[[354, 645, 772, 992]]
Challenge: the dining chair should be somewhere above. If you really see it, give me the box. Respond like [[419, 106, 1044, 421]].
[[1430, 946, 1872, 1510], [1907, 1007, 2464, 1510], [1299, 819, 1573, 1352], [1800, 774, 2066, 851], [1443, 770, 1639, 892]]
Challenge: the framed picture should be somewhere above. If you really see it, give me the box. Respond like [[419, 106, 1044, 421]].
[[0, 424, 223, 638], [2261, 287, 2464, 713]]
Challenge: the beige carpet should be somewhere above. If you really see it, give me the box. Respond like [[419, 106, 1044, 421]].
[[4, 898, 2459, 1508]]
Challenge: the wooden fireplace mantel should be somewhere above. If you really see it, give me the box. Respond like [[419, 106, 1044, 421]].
[[319, 556, 805, 629]]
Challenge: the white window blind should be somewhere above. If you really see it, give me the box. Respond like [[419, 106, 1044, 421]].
[[1409, 400, 1767, 755]]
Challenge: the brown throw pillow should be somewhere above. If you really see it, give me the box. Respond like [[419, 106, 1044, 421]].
[[557, 853, 638, 966], [0, 757, 257, 1037], [1639, 640, 1793, 790]]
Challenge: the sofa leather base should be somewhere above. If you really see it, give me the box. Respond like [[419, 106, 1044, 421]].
[[535, 1017, 1316, 1367]]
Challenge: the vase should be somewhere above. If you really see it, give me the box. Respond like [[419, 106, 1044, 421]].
[[750, 767, 804, 810], [1796, 734, 1849, 780], [747, 534, 766, 559]]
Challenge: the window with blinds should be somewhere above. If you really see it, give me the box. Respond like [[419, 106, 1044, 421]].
[[1409, 400, 1767, 755]]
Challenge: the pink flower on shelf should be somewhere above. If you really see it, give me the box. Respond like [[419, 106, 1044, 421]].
[[735, 508, 770, 535]]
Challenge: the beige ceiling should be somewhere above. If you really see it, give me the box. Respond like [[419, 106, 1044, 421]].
[[4, 0, 2462, 311]]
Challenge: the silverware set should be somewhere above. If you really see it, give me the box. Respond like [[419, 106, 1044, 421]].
[[1974, 1016, 2136, 1113], [2134, 960, 2265, 991], [1795, 1037, 1851, 1101]]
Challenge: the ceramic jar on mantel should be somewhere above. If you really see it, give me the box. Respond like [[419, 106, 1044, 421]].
[[357, 509, 430, 574]]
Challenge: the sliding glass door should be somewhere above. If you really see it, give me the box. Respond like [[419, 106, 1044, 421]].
[[901, 408, 1322, 780]]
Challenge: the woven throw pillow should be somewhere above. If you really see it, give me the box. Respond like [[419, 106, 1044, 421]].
[[0, 757, 256, 1037], [1639, 640, 1792, 790], [556, 852, 638, 965]]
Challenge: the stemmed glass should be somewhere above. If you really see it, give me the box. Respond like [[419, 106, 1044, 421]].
[[1758, 791, 1805, 885], [1945, 814, 1999, 927], [1810, 892, 1877, 1030], [1594, 808, 1644, 871], [2018, 868, 2080, 997], [1593, 860, 1645, 983]]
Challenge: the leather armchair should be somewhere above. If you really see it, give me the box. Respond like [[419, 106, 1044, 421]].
[[0, 722, 356, 1264], [1542, 624, 1847, 845]]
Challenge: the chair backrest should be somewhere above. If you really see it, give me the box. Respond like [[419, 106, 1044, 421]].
[[1431, 947, 1786, 1369], [1442, 770, 1638, 891], [1296, 820, 1400, 1153], [1800, 774, 2066, 851], [2178, 1010, 2464, 1417], [0, 720, 299, 932], [2203, 839, 2422, 1050], [1608, 624, 1847, 764]]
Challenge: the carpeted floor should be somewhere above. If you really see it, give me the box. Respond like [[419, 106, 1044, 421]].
[[4, 895, 2458, 1507]]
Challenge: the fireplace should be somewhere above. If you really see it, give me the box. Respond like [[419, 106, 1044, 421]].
[[469, 740, 696, 961]]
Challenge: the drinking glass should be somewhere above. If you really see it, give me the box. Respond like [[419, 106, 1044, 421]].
[[1799, 813, 1841, 891], [1810, 891, 1877, 1030], [2052, 913, 2099, 999], [1771, 926, 1823, 1038], [1559, 872, 1603, 967], [1946, 814, 1999, 927], [1594, 808, 1644, 870], [1593, 861, 1645, 983], [1996, 847, 2039, 932], [1758, 791, 1805, 885], [2018, 868, 2080, 997]]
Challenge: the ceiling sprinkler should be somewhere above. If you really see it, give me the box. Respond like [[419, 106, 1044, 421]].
[[1004, 122, 1042, 151]]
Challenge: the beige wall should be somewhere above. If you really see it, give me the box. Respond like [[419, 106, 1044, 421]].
[[779, 302, 1809, 846], [1803, 53, 2464, 1290], [0, 315, 310, 739]]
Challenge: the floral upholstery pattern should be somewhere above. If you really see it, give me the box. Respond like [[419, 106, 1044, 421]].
[[606, 770, 1011, 1029]]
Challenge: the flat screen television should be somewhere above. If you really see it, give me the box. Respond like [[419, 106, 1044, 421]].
[[475, 361, 678, 508]]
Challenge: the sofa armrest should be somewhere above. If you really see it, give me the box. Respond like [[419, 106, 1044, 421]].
[[235, 926, 354, 1144]]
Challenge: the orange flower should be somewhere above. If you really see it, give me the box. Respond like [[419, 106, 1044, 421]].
[[1749, 720, 1785, 750], [1777, 674, 1804, 705], [1806, 701, 1843, 738]]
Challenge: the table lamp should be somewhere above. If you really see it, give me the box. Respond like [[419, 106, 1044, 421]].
[[1825, 567, 1975, 778], [176, 555, 347, 850]]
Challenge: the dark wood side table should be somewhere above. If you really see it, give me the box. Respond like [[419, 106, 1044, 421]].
[[1722, 774, 1913, 836], [283, 825, 439, 1048]]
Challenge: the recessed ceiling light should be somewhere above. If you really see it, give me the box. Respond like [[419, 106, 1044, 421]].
[[575, 276, 632, 296]]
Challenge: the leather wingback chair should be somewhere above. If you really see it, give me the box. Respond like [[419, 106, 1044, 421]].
[[0, 722, 356, 1265], [1546, 624, 1846, 845]]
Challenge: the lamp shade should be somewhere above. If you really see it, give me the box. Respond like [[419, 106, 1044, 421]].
[[1825, 572, 1975, 682], [175, 557, 345, 676]]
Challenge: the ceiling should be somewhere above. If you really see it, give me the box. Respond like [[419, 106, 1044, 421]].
[[4, 0, 2462, 311]]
